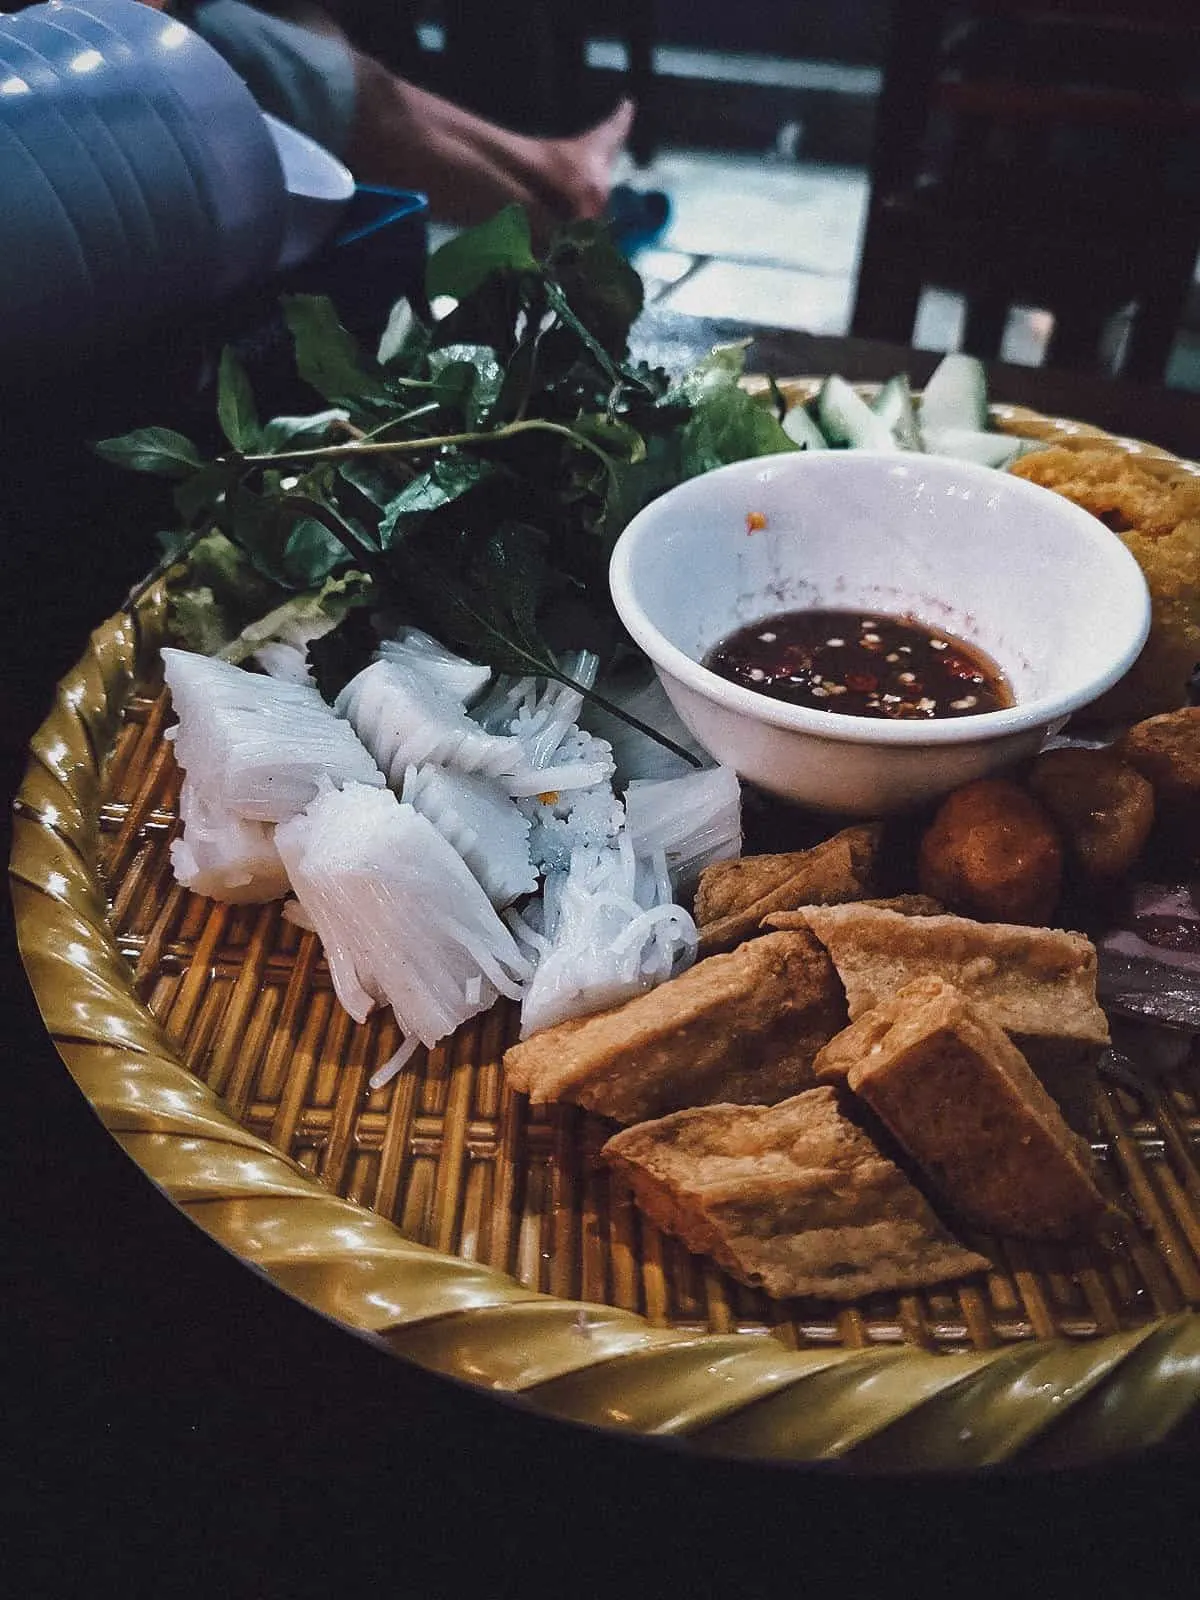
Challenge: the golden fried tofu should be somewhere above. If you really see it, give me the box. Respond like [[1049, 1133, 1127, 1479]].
[[694, 823, 881, 956], [799, 903, 1108, 1044], [764, 894, 945, 933], [800, 903, 1107, 1136], [814, 977, 1106, 1240], [503, 929, 847, 1123], [602, 1086, 989, 1301], [1011, 447, 1200, 721]]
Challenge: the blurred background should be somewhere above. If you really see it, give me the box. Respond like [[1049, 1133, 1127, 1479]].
[[368, 0, 1200, 389]]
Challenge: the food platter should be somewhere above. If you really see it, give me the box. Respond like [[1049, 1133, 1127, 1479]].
[[13, 389, 1200, 1471]]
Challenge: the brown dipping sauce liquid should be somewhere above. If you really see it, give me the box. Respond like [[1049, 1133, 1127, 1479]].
[[704, 608, 1012, 721]]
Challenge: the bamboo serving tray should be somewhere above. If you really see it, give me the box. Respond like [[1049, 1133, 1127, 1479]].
[[13, 394, 1200, 1470]]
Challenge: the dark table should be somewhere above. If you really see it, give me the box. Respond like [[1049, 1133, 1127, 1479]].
[[6, 308, 1200, 1596]]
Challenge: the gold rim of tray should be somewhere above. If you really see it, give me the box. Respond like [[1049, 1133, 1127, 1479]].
[[11, 395, 1200, 1471]]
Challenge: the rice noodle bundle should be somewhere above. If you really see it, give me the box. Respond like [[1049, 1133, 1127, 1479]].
[[275, 781, 532, 1052], [624, 765, 743, 898], [336, 659, 529, 788], [473, 654, 615, 796], [509, 836, 698, 1038], [399, 763, 537, 908], [519, 781, 626, 875], [376, 628, 492, 704], [169, 776, 291, 903], [163, 648, 383, 822], [249, 613, 340, 685]]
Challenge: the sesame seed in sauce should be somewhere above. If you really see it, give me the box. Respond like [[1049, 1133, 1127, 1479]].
[[703, 609, 1010, 721]]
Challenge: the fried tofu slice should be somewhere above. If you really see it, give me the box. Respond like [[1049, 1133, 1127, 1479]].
[[802, 903, 1108, 1138], [602, 1086, 989, 1301], [799, 904, 1109, 1045], [503, 929, 847, 1123], [694, 823, 881, 956], [765, 894, 944, 934], [814, 978, 1106, 1240]]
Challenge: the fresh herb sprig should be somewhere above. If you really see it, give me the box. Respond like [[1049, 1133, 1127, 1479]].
[[95, 207, 798, 758]]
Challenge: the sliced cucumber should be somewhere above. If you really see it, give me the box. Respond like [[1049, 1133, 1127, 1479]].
[[871, 373, 921, 450], [781, 401, 830, 451], [919, 353, 989, 437], [817, 374, 898, 451], [923, 427, 1025, 470]]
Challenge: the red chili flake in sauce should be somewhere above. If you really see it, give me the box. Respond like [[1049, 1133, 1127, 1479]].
[[704, 608, 1012, 720], [746, 511, 767, 533]]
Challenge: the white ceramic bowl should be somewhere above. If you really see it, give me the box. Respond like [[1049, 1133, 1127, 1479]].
[[609, 450, 1151, 816]]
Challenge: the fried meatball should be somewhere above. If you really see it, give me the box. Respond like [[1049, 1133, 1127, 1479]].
[[917, 777, 1063, 924], [1121, 706, 1200, 808], [1028, 747, 1155, 883]]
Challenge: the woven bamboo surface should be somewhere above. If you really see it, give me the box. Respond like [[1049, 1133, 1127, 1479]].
[[13, 397, 1200, 1468]]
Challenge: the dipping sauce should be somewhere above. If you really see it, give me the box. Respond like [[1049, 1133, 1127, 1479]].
[[704, 608, 1012, 721]]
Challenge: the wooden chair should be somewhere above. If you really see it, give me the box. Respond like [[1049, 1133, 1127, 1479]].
[[850, 0, 1200, 379]]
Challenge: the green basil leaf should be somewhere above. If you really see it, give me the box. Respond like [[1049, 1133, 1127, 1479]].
[[282, 294, 390, 406], [427, 343, 505, 426], [173, 460, 237, 527], [337, 459, 397, 510], [680, 385, 798, 478], [216, 346, 260, 451], [425, 205, 537, 302], [377, 455, 494, 548], [546, 221, 644, 359], [218, 485, 345, 589], [259, 408, 351, 451], [396, 520, 556, 677], [282, 516, 353, 587], [93, 427, 204, 479]]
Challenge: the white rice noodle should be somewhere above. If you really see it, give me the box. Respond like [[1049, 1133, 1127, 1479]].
[[472, 654, 613, 795], [504, 723, 615, 798], [249, 611, 339, 685], [162, 648, 383, 822], [507, 651, 597, 768], [514, 835, 698, 1039], [578, 669, 713, 784], [249, 640, 313, 685], [519, 781, 625, 875], [274, 781, 532, 1049], [376, 628, 492, 704], [369, 1033, 423, 1092], [336, 659, 529, 789], [170, 776, 291, 903], [399, 763, 537, 908], [623, 765, 743, 899]]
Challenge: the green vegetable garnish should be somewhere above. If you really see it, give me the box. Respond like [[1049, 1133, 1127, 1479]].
[[95, 207, 798, 759]]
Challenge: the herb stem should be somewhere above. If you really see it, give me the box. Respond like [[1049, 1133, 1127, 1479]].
[[242, 418, 614, 472], [278, 495, 389, 582], [548, 672, 703, 769]]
